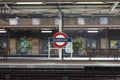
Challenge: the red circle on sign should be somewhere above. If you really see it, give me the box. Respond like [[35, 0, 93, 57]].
[[53, 32, 68, 48], [33, 42, 38, 46]]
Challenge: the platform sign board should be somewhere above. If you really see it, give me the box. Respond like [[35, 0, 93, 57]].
[[48, 32, 72, 48], [49, 38, 72, 42]]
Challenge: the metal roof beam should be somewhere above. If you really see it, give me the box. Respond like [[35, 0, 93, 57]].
[[110, 2, 119, 12], [4, 3, 11, 12], [0, 0, 120, 2]]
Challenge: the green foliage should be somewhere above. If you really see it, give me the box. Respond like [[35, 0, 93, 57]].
[[26, 42, 33, 50], [73, 37, 84, 51], [18, 37, 33, 52]]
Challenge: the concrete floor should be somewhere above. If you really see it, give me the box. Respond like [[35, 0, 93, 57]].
[[0, 57, 120, 68]]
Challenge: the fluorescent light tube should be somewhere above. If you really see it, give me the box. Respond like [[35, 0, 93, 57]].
[[16, 2, 43, 4], [0, 31, 7, 33], [41, 31, 52, 33], [0, 29, 5, 30], [87, 30, 98, 33], [75, 2, 104, 4], [107, 2, 120, 3], [45, 2, 73, 4]]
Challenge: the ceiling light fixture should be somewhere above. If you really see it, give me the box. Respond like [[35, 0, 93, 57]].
[[16, 2, 43, 4], [107, 2, 120, 3], [41, 30, 52, 33], [87, 30, 98, 33], [0, 31, 7, 33], [45, 2, 73, 4], [0, 29, 5, 30], [0, 29, 7, 33], [75, 2, 104, 4]]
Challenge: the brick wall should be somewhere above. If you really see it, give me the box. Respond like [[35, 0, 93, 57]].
[[20, 18, 32, 25], [0, 17, 120, 26], [0, 18, 9, 25], [64, 18, 77, 25], [40, 18, 55, 25], [108, 17, 120, 25]]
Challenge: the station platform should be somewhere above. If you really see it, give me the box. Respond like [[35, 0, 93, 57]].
[[0, 57, 120, 68]]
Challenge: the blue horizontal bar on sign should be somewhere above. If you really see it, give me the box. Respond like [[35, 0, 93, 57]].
[[49, 38, 72, 42]]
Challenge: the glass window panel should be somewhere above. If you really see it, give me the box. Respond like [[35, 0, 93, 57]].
[[78, 18, 85, 25], [32, 18, 40, 25], [9, 18, 19, 25], [87, 40, 97, 49], [110, 40, 120, 49], [99, 17, 108, 24]]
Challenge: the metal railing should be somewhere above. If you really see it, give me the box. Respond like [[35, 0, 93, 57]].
[[0, 48, 10, 59]]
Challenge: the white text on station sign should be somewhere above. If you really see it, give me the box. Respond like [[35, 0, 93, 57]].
[[49, 38, 72, 42]]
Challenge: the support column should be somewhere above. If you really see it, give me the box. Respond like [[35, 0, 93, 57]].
[[7, 30, 10, 55], [58, 5, 63, 60]]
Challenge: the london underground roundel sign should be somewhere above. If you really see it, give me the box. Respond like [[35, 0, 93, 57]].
[[52, 32, 68, 48]]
